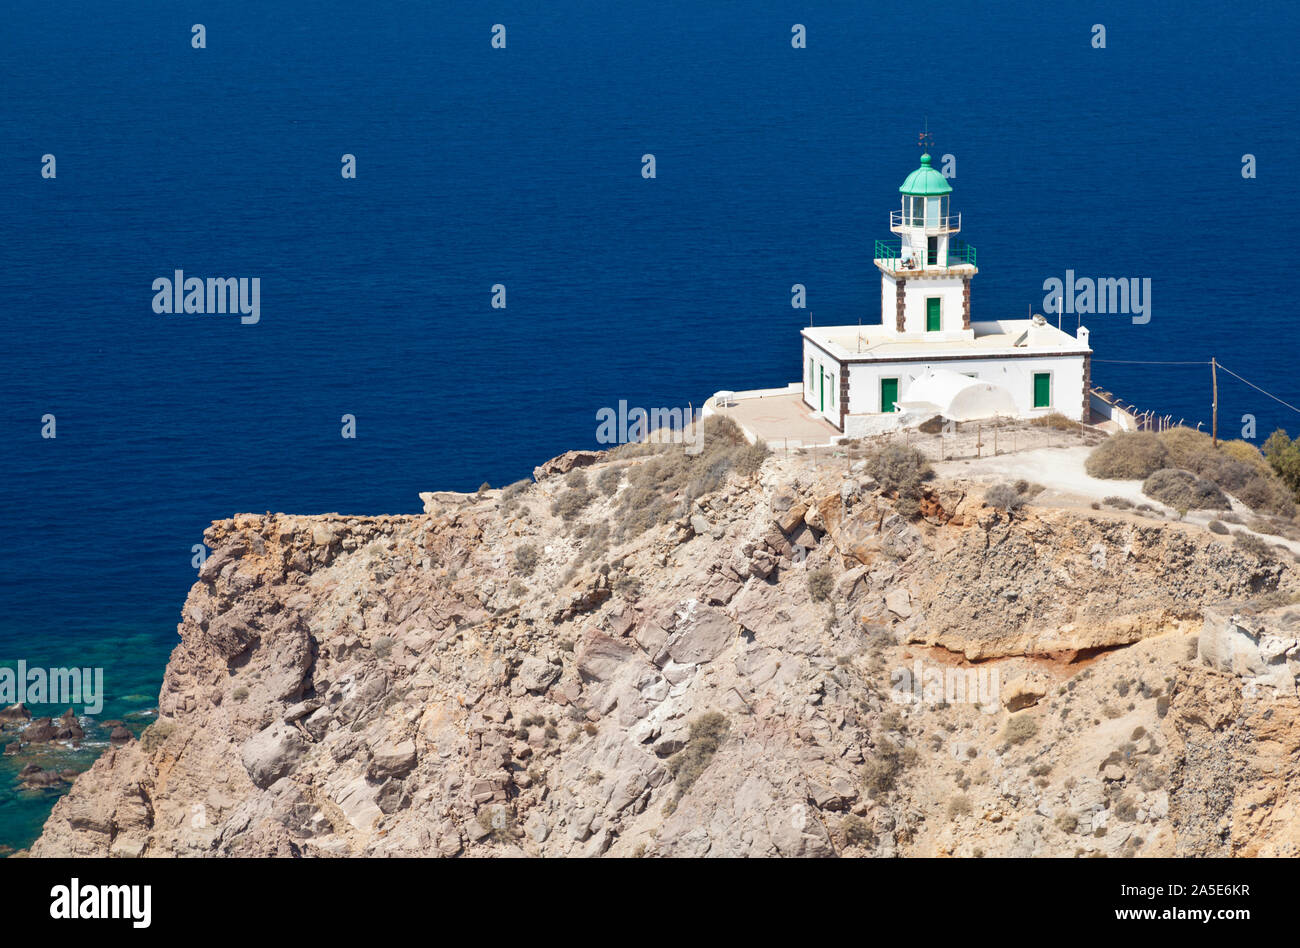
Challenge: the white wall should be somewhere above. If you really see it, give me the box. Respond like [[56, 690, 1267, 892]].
[[879, 274, 968, 337], [846, 354, 1088, 420], [801, 338, 841, 426]]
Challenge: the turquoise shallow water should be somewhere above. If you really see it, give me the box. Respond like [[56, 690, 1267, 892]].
[[1, 0, 1297, 850]]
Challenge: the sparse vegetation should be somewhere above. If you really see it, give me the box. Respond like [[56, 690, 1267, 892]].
[[613, 572, 643, 600], [863, 442, 932, 495], [551, 485, 594, 522], [1263, 429, 1300, 503], [862, 739, 905, 796], [1141, 468, 1228, 511], [985, 482, 1026, 513], [514, 543, 539, 576], [666, 712, 730, 801], [1208, 520, 1229, 535], [840, 813, 874, 847], [1233, 532, 1274, 561], [1086, 432, 1169, 480], [947, 794, 973, 819], [1032, 412, 1079, 431], [1151, 427, 1294, 515], [862, 443, 932, 516], [372, 635, 394, 659], [596, 466, 622, 495], [807, 566, 834, 602], [140, 718, 177, 754], [1002, 715, 1038, 745], [610, 416, 767, 540]]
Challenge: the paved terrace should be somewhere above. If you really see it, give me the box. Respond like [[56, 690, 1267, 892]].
[[705, 386, 842, 448]]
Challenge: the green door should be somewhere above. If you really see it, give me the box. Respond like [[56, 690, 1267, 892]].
[[1033, 372, 1051, 408], [881, 378, 898, 413], [926, 298, 941, 332], [819, 369, 824, 411]]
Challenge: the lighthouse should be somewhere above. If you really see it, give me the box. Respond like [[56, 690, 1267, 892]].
[[877, 153, 977, 339], [799, 150, 1092, 435]]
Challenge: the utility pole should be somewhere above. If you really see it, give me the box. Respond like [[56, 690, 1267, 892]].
[[1211, 357, 1218, 448]]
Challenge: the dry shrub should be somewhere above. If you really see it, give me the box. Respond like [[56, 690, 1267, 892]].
[[1141, 468, 1228, 511], [1086, 432, 1169, 479]]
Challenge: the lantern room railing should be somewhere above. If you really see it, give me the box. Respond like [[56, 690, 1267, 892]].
[[890, 210, 962, 233], [874, 239, 977, 272]]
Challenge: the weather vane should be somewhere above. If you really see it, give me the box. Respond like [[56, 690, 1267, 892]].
[[917, 118, 934, 153]]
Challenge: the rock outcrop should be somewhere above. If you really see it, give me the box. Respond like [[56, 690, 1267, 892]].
[[29, 449, 1300, 858]]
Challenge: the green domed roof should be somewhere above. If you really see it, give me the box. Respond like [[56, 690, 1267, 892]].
[[899, 154, 952, 196]]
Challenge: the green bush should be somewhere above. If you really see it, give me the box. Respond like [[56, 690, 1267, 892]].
[[1141, 468, 1229, 511], [1208, 520, 1229, 535], [1085, 432, 1169, 480], [1264, 429, 1300, 499]]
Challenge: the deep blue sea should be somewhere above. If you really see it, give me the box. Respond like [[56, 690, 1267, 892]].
[[1, 0, 1297, 850]]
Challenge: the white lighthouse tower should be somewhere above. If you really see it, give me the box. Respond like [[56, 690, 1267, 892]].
[[798, 149, 1092, 434], [875, 153, 977, 340]]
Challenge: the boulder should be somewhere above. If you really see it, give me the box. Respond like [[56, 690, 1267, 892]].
[[240, 722, 307, 788], [667, 606, 735, 665], [517, 656, 562, 693], [22, 719, 57, 743], [1002, 673, 1049, 712], [0, 703, 31, 724], [532, 450, 603, 481], [370, 740, 418, 779], [576, 632, 636, 682]]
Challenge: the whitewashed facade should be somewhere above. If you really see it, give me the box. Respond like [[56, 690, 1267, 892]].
[[800, 154, 1091, 433]]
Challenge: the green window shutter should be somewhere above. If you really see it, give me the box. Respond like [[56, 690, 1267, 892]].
[[1033, 372, 1051, 408], [926, 297, 941, 331]]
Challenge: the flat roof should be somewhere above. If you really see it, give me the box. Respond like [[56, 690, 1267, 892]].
[[802, 319, 1091, 363]]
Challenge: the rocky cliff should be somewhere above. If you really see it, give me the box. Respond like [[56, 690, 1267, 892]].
[[29, 435, 1300, 857]]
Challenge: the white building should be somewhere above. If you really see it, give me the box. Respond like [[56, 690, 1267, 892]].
[[801, 153, 1091, 436]]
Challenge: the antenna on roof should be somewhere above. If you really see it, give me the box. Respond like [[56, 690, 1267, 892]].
[[917, 118, 934, 153]]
